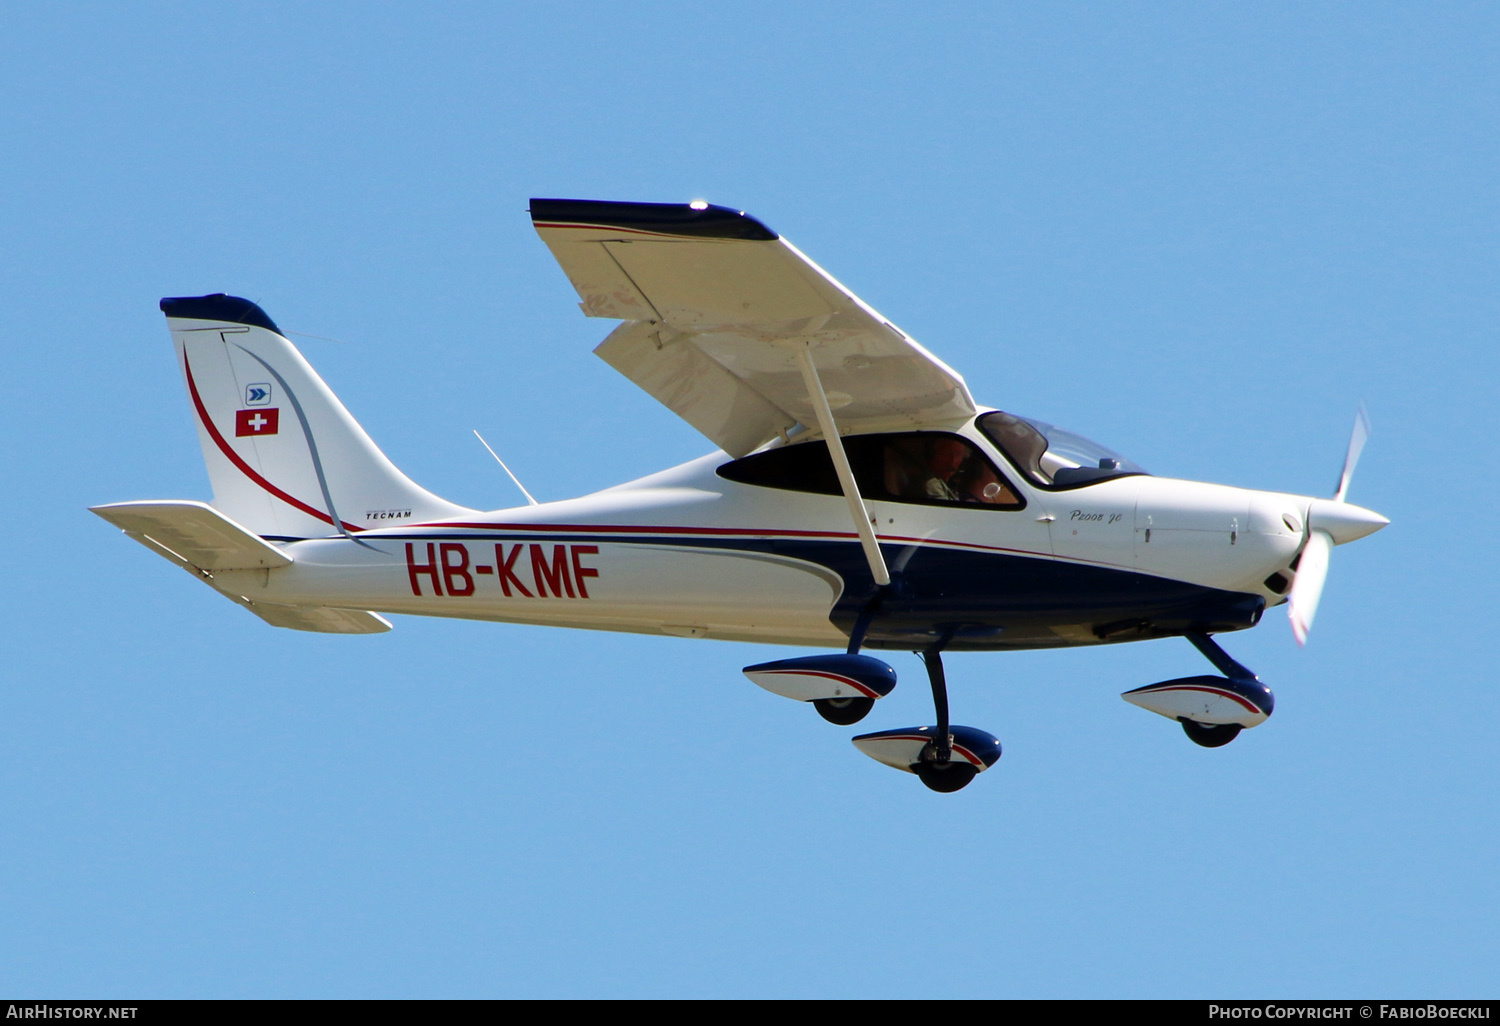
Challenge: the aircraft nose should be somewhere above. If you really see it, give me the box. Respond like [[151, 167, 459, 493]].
[[1306, 498, 1390, 545]]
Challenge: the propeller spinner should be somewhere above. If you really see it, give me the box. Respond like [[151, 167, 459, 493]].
[[1286, 408, 1389, 644]]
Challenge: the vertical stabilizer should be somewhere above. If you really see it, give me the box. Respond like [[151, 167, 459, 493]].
[[162, 294, 474, 538]]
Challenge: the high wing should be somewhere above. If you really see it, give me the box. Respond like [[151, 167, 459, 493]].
[[531, 199, 977, 457]]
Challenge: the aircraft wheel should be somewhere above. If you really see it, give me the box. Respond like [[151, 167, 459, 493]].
[[813, 696, 875, 725], [915, 761, 978, 793], [1180, 719, 1242, 748]]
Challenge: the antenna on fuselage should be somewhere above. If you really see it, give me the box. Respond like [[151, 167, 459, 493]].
[[473, 429, 540, 506]]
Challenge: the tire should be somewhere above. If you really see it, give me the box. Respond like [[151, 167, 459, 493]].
[[915, 761, 979, 793], [1180, 719, 1242, 748], [813, 696, 875, 725]]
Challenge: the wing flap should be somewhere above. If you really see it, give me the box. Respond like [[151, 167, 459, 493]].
[[594, 321, 796, 458]]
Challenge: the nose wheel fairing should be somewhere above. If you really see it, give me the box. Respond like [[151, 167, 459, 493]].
[[1122, 674, 1274, 728], [1121, 632, 1275, 747]]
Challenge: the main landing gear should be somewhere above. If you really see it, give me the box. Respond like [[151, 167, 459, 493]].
[[1120, 632, 1276, 748], [742, 596, 896, 724], [813, 696, 875, 726], [742, 602, 1002, 792], [850, 641, 1002, 793]]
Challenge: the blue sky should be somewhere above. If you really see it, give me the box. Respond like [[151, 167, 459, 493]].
[[2, 3, 1496, 997]]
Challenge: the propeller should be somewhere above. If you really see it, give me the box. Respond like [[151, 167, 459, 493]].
[[1287, 528, 1331, 645], [1332, 405, 1371, 504], [1287, 406, 1387, 645]]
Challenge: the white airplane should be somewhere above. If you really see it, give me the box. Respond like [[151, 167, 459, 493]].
[[93, 199, 1389, 793]]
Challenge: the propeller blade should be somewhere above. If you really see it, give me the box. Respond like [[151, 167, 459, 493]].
[[1333, 405, 1371, 502], [1287, 529, 1333, 645]]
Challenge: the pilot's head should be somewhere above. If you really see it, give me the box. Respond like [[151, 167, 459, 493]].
[[932, 437, 968, 476]]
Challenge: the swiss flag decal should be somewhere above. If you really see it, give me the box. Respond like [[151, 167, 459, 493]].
[[235, 408, 280, 437]]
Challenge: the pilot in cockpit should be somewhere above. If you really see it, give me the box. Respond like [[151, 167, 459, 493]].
[[884, 436, 1017, 506], [924, 437, 970, 501]]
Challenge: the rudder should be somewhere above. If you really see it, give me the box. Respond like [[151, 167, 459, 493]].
[[162, 294, 473, 538]]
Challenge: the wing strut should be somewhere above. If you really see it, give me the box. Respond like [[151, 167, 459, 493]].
[[794, 344, 891, 587]]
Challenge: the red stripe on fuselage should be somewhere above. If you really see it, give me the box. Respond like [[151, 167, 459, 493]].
[[182, 351, 363, 534], [386, 520, 1153, 575], [415, 521, 1056, 561]]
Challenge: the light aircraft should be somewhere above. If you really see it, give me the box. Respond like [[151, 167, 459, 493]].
[[93, 199, 1389, 793]]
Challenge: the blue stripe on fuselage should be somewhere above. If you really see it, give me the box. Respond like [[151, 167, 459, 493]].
[[324, 529, 1264, 650]]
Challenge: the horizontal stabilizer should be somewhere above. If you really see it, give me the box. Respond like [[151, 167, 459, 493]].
[[90, 500, 291, 570], [93, 499, 391, 634]]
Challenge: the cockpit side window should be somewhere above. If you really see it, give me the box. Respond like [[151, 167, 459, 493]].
[[717, 432, 1026, 511], [717, 439, 842, 496]]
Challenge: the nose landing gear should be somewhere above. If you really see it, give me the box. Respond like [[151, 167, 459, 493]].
[[1178, 719, 1243, 748], [1121, 632, 1275, 747]]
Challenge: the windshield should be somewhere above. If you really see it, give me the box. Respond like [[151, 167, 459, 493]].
[[977, 411, 1148, 488]]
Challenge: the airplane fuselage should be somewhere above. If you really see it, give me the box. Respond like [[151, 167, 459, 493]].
[[210, 420, 1312, 652]]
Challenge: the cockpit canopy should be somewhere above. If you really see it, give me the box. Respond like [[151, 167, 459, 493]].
[[976, 411, 1147, 488], [715, 412, 1146, 508], [718, 430, 1027, 510]]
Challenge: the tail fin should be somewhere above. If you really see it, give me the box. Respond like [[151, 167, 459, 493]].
[[162, 294, 474, 538]]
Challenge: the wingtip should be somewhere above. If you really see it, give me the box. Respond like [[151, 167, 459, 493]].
[[528, 198, 778, 240]]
